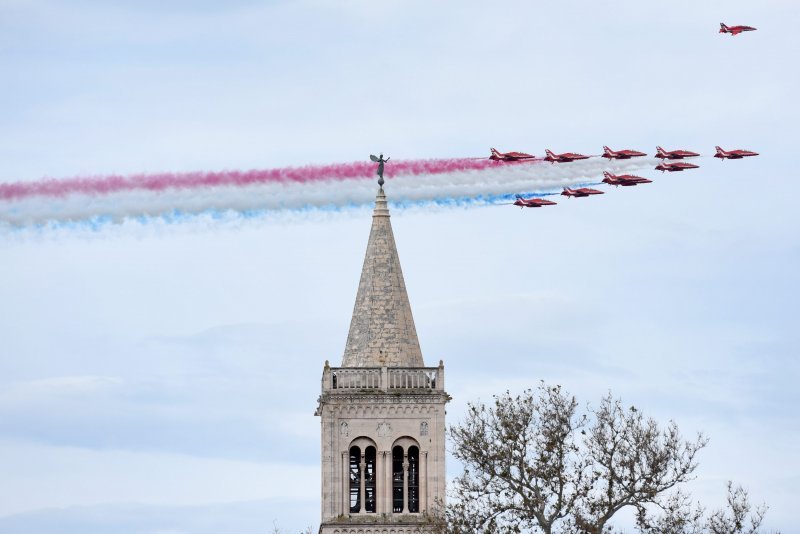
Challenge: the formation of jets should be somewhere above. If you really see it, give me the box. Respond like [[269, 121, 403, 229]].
[[491, 146, 755, 166], [501, 21, 759, 210], [497, 144, 757, 208]]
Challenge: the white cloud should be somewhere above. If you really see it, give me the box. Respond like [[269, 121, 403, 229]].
[[0, 439, 318, 517]]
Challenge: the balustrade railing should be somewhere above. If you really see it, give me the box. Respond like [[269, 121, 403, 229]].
[[387, 368, 436, 389], [323, 363, 444, 392], [331, 368, 381, 390]]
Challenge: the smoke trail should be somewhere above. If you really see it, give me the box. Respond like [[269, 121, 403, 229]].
[[0, 158, 504, 201], [0, 157, 657, 227]]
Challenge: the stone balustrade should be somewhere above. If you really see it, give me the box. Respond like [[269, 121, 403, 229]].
[[322, 361, 445, 392]]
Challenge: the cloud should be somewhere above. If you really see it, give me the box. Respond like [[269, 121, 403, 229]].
[[0, 324, 324, 462], [0, 439, 318, 518]]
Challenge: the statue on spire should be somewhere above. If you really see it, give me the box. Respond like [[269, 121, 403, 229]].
[[369, 153, 390, 187]]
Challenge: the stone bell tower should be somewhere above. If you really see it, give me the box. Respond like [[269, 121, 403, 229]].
[[316, 187, 449, 533]]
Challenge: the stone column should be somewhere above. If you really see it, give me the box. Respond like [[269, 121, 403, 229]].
[[359, 455, 366, 514], [341, 451, 349, 515], [420, 451, 428, 513], [375, 451, 382, 514], [385, 450, 392, 514], [402, 455, 410, 514]]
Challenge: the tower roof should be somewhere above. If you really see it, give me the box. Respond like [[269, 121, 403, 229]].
[[341, 187, 424, 367]]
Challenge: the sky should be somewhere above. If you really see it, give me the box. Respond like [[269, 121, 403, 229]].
[[1, 0, 799, 532]]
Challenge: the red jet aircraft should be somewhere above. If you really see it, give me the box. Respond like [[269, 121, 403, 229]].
[[544, 149, 590, 163], [601, 146, 647, 160], [513, 195, 557, 208], [655, 161, 699, 172], [602, 171, 652, 187], [561, 187, 604, 198], [714, 146, 759, 160], [720, 23, 756, 36], [490, 148, 536, 161], [655, 146, 700, 160]]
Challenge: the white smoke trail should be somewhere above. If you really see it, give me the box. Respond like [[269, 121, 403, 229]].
[[0, 158, 657, 227]]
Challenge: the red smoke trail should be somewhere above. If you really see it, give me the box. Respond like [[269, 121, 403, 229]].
[[0, 158, 538, 201]]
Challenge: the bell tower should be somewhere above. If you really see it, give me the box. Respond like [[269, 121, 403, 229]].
[[316, 187, 449, 533]]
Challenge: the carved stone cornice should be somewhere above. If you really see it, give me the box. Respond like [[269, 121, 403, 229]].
[[320, 392, 449, 403], [316, 391, 451, 416]]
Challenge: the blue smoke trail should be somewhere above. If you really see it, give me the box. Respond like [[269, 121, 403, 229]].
[[0, 183, 612, 235]]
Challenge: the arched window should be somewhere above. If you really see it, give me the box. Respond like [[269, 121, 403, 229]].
[[349, 446, 360, 513], [408, 446, 420, 513], [364, 446, 376, 513], [392, 445, 404, 513], [348, 440, 378, 515]]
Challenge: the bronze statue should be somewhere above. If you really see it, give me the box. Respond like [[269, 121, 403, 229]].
[[369, 153, 390, 186]]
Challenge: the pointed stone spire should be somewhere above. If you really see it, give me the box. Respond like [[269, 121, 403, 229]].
[[342, 187, 424, 367]]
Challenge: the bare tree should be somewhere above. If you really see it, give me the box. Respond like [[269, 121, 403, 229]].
[[636, 482, 772, 534], [634, 489, 705, 534], [573, 394, 707, 532], [439, 382, 713, 533], [707, 482, 769, 534], [444, 383, 588, 533]]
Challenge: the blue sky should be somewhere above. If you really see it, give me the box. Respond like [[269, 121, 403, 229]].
[[1, 0, 799, 532]]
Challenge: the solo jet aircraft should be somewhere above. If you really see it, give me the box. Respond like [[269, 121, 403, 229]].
[[655, 146, 700, 160], [601, 146, 647, 160], [561, 187, 604, 198], [720, 23, 757, 36], [490, 148, 536, 161], [544, 149, 590, 163], [602, 171, 652, 187], [714, 146, 759, 160], [655, 161, 699, 172], [513, 195, 557, 208]]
